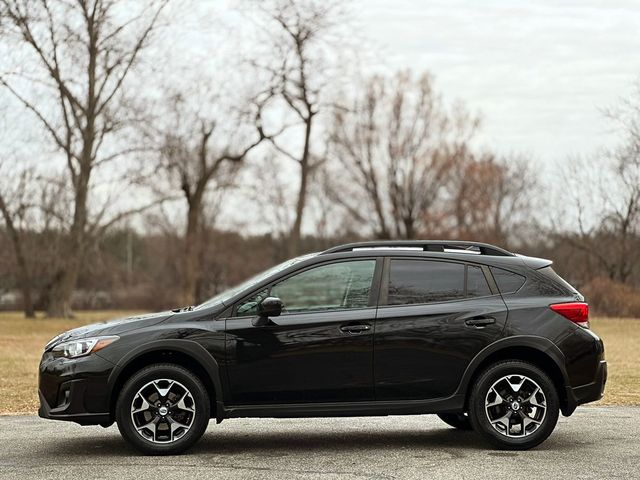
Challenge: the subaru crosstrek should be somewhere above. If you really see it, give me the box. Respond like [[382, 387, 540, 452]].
[[39, 241, 607, 454]]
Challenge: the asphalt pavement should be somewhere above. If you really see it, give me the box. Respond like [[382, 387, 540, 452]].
[[1, 406, 638, 479]]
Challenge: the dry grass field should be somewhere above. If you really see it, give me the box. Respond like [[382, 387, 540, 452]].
[[0, 312, 637, 414], [0, 311, 140, 414]]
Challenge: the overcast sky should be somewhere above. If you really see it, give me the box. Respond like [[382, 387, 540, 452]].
[[4, 0, 639, 233], [352, 0, 640, 172]]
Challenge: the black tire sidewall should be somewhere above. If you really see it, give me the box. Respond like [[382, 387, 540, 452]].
[[116, 364, 210, 455], [469, 361, 559, 450]]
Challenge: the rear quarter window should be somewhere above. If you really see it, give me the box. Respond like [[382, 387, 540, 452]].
[[536, 266, 577, 295], [490, 267, 526, 294]]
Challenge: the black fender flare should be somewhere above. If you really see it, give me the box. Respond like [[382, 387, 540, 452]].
[[106, 339, 224, 418], [454, 335, 570, 398]]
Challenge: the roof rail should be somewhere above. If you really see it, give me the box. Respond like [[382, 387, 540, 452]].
[[320, 240, 514, 257]]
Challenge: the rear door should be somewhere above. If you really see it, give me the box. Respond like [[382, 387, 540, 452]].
[[374, 257, 508, 401], [225, 258, 381, 405]]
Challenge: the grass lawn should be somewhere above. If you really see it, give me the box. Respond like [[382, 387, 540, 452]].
[[0, 312, 637, 414], [0, 311, 141, 414]]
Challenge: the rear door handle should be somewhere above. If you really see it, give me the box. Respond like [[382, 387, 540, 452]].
[[465, 317, 495, 328], [340, 324, 371, 334]]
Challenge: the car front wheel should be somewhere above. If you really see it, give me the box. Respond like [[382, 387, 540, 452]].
[[468, 360, 559, 450], [115, 363, 210, 455]]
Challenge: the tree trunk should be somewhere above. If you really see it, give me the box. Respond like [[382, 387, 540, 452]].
[[46, 157, 91, 318], [289, 116, 314, 257], [289, 161, 309, 257], [0, 195, 35, 318], [21, 283, 35, 318], [46, 263, 80, 318], [181, 192, 204, 306], [17, 260, 35, 318]]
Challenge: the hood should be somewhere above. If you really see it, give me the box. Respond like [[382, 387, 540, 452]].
[[45, 311, 174, 350]]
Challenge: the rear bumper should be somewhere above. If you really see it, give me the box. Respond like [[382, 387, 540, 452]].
[[563, 360, 607, 416]]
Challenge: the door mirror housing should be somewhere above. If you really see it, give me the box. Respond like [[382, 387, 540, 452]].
[[257, 296, 283, 318]]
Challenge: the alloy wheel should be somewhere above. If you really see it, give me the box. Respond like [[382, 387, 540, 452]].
[[130, 378, 196, 444], [484, 374, 547, 438]]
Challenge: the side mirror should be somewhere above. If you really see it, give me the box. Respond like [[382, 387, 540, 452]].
[[257, 296, 283, 318]]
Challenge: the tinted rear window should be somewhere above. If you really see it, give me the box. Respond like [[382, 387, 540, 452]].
[[468, 265, 492, 297], [389, 260, 464, 305], [490, 267, 526, 294], [388, 260, 492, 305]]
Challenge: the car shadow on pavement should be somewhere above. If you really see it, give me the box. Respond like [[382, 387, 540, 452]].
[[38, 425, 574, 458], [195, 428, 485, 455]]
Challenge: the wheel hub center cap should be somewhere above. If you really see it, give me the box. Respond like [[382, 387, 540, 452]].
[[511, 401, 520, 411], [158, 406, 168, 416]]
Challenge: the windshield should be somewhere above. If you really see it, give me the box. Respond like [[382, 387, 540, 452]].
[[195, 253, 317, 310]]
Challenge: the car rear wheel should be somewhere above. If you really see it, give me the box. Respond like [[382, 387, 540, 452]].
[[116, 363, 210, 455], [468, 360, 559, 450], [437, 413, 473, 430]]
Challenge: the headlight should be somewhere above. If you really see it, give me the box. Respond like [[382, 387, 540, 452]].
[[52, 336, 119, 359]]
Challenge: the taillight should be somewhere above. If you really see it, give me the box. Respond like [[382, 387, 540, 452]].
[[550, 302, 589, 328]]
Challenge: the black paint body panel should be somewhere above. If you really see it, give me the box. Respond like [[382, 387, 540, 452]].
[[374, 296, 508, 400], [224, 308, 376, 404]]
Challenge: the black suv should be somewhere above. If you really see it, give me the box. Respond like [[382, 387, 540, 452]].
[[39, 241, 606, 454]]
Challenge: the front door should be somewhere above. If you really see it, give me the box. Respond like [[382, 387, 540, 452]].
[[374, 258, 508, 401], [225, 258, 380, 405]]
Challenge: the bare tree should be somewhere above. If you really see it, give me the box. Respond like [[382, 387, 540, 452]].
[[560, 86, 640, 283], [0, 166, 36, 317], [447, 153, 535, 246], [252, 0, 345, 255], [0, 160, 71, 317], [154, 89, 274, 305], [246, 155, 294, 242], [0, 0, 169, 317], [327, 71, 479, 239]]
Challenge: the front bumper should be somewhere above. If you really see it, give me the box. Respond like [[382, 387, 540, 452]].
[[38, 351, 115, 426]]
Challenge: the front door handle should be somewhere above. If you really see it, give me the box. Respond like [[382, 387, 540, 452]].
[[340, 324, 371, 334], [465, 317, 495, 328]]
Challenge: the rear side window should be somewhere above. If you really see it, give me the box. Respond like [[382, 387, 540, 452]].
[[490, 267, 526, 294], [467, 265, 492, 297], [389, 260, 464, 305], [387, 260, 492, 305]]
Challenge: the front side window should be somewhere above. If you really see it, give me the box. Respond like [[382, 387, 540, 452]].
[[196, 253, 317, 310], [271, 260, 376, 313]]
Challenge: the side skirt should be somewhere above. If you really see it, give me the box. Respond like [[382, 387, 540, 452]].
[[221, 394, 465, 419]]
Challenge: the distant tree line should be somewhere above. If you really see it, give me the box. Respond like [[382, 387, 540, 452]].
[[0, 0, 639, 318]]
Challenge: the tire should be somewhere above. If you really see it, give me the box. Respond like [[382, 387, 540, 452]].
[[116, 363, 210, 455], [468, 360, 559, 450], [437, 413, 473, 430]]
